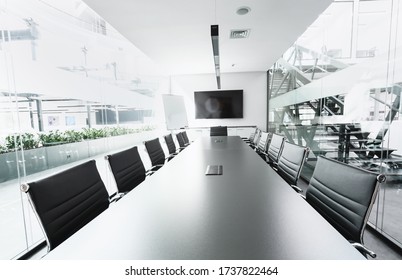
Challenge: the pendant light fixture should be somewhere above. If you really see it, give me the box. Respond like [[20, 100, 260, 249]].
[[211, 24, 221, 89]]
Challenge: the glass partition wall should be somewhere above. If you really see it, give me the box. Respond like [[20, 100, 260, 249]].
[[0, 0, 167, 259], [268, 0, 402, 249]]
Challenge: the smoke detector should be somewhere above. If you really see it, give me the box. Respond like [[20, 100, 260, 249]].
[[236, 6, 251, 15]]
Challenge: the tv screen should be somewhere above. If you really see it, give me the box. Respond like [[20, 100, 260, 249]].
[[194, 90, 243, 119]]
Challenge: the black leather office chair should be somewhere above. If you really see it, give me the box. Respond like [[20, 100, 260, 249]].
[[249, 128, 261, 149], [20, 160, 109, 251], [176, 132, 185, 148], [181, 131, 190, 145], [255, 132, 270, 156], [305, 156, 386, 258], [266, 133, 285, 167], [210, 126, 228, 136], [164, 134, 183, 156], [242, 127, 258, 143], [176, 132, 189, 149], [144, 138, 173, 172], [276, 141, 309, 193], [105, 146, 147, 197]]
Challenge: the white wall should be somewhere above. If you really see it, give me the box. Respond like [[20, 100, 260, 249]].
[[170, 71, 267, 129]]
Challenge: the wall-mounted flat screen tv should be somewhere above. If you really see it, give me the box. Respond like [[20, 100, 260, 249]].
[[194, 90, 243, 119]]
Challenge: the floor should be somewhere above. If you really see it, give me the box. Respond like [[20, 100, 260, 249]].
[[297, 178, 402, 260], [364, 227, 402, 260]]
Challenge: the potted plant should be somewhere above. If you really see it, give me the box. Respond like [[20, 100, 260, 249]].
[[39, 130, 67, 146], [0, 125, 157, 181]]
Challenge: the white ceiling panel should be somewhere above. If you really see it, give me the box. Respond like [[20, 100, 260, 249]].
[[83, 0, 332, 75]]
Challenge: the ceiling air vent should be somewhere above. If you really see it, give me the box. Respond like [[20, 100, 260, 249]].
[[230, 29, 250, 39]]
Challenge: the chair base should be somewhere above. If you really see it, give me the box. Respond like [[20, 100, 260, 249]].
[[351, 242, 377, 258]]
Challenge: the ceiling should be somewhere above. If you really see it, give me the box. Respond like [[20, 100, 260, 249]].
[[82, 0, 332, 76]]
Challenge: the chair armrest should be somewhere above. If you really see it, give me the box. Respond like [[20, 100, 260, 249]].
[[257, 150, 268, 156], [269, 161, 278, 169], [351, 242, 376, 258], [109, 192, 125, 203], [264, 155, 274, 164], [151, 164, 163, 169], [291, 185, 303, 193], [145, 170, 155, 176], [166, 154, 175, 162], [147, 164, 163, 175]]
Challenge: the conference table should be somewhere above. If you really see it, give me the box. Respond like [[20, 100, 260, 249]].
[[43, 136, 364, 259]]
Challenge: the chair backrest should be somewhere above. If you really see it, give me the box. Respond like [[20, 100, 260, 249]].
[[164, 134, 177, 155], [106, 146, 146, 194], [265, 133, 273, 153], [144, 138, 166, 166], [267, 133, 285, 164], [210, 126, 228, 136], [181, 131, 190, 144], [252, 129, 262, 146], [256, 132, 269, 152], [20, 160, 109, 250], [248, 127, 258, 141], [277, 141, 309, 186], [306, 156, 385, 244], [176, 133, 186, 148]]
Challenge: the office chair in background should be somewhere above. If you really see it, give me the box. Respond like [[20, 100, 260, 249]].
[[276, 141, 309, 193], [248, 128, 262, 149], [144, 138, 173, 172], [105, 146, 147, 200], [254, 131, 270, 158], [164, 134, 183, 156], [242, 127, 258, 143], [181, 131, 191, 145], [266, 133, 285, 168], [176, 132, 189, 149], [210, 126, 228, 136]]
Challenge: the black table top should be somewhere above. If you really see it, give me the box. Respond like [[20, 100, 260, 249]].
[[43, 136, 364, 260]]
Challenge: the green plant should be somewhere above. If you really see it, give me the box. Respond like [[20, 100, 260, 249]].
[[106, 126, 136, 136], [64, 130, 83, 143], [108, 127, 123, 136], [82, 128, 107, 140], [39, 130, 66, 146], [22, 133, 39, 150], [4, 133, 39, 151], [0, 144, 7, 154], [5, 135, 18, 151], [141, 125, 155, 131], [0, 125, 156, 153]]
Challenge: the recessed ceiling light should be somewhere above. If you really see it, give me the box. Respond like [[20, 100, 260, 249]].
[[236, 6, 251, 16]]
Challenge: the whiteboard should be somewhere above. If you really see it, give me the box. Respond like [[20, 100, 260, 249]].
[[162, 94, 189, 130]]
